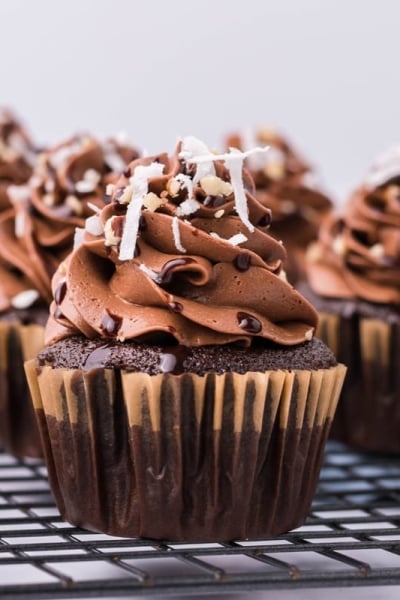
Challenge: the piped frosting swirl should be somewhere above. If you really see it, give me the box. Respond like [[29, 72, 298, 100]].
[[46, 137, 318, 348], [307, 146, 400, 304]]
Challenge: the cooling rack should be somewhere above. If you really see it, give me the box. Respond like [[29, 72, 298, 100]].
[[1, 441, 400, 599]]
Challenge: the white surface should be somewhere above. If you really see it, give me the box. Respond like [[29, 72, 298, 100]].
[[1, 0, 400, 201]]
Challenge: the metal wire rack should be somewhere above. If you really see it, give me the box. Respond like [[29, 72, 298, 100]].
[[1, 441, 400, 599]]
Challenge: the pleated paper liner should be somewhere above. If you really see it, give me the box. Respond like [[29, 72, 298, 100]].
[[0, 322, 44, 458], [317, 312, 400, 453], [25, 362, 346, 541]]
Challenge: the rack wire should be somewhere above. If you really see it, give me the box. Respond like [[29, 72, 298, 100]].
[[1, 441, 400, 599]]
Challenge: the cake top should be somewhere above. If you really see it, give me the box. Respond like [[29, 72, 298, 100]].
[[0, 108, 37, 209], [307, 146, 400, 304], [0, 133, 140, 311], [45, 136, 318, 348]]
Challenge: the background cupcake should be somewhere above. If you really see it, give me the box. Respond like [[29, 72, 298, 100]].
[[0, 108, 37, 210], [303, 146, 400, 453], [225, 128, 332, 283], [0, 132, 140, 458], [26, 137, 345, 541]]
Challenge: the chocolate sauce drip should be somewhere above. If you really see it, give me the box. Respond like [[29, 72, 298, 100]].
[[83, 344, 112, 371], [159, 258, 194, 285], [168, 301, 183, 313], [123, 166, 132, 178], [138, 215, 147, 231], [234, 253, 251, 272], [237, 312, 262, 334], [113, 202, 127, 215], [54, 280, 67, 305], [258, 211, 272, 228], [101, 309, 122, 336], [159, 345, 189, 374], [134, 243, 141, 258]]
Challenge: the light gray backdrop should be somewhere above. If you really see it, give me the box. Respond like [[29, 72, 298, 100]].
[[0, 0, 398, 202]]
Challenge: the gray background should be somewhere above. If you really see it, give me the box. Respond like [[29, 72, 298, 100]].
[[1, 0, 399, 203]]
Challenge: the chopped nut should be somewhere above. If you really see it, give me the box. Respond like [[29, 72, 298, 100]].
[[214, 209, 225, 219], [278, 269, 288, 281], [58, 262, 67, 275], [104, 215, 124, 246], [307, 243, 323, 263], [143, 192, 165, 212], [200, 175, 233, 197], [118, 185, 133, 205], [11, 289, 40, 310], [66, 195, 83, 215], [384, 185, 400, 201], [43, 193, 55, 207], [166, 177, 181, 198], [305, 328, 314, 341], [369, 243, 385, 258], [263, 162, 285, 180], [333, 234, 346, 256], [257, 128, 277, 144], [106, 183, 116, 196], [280, 199, 296, 214]]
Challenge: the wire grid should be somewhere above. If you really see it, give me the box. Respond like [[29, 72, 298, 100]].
[[1, 442, 400, 598]]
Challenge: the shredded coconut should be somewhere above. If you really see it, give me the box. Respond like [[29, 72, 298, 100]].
[[85, 215, 103, 236], [172, 217, 186, 253], [87, 201, 101, 214], [365, 145, 400, 189], [175, 173, 194, 201], [179, 136, 216, 185], [139, 263, 159, 281], [11, 289, 40, 310], [176, 197, 200, 216], [119, 162, 165, 261], [73, 227, 85, 250], [227, 233, 248, 246]]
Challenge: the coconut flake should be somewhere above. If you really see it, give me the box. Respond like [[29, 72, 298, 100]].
[[179, 136, 216, 185], [73, 227, 85, 250], [85, 215, 103, 236], [119, 162, 165, 261], [49, 140, 83, 170], [139, 263, 159, 281], [172, 217, 186, 253], [175, 173, 194, 201], [8, 185, 30, 237], [87, 201, 101, 214], [176, 197, 200, 216], [11, 289, 40, 310], [227, 233, 248, 246]]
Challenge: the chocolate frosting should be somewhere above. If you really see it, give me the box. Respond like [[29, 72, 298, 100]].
[[0, 134, 140, 312], [225, 128, 332, 251], [46, 138, 318, 348], [0, 108, 36, 210], [307, 147, 400, 304]]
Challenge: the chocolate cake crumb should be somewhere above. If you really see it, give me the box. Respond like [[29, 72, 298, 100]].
[[37, 336, 337, 375]]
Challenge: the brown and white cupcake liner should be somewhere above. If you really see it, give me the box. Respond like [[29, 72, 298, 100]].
[[25, 362, 346, 541], [317, 312, 400, 453], [0, 322, 44, 458]]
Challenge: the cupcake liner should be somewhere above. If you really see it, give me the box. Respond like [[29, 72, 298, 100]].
[[0, 322, 44, 458], [317, 312, 400, 453], [25, 362, 346, 541]]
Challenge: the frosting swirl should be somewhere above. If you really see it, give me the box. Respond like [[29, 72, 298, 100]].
[[307, 146, 400, 304], [46, 137, 318, 348], [0, 108, 36, 210], [0, 134, 140, 312], [225, 128, 332, 281]]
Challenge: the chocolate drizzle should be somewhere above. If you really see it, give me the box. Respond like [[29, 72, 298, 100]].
[[54, 280, 67, 305], [237, 312, 262, 334]]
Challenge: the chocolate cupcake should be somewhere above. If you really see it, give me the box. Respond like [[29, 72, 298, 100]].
[[0, 133, 140, 458], [225, 128, 332, 283], [302, 146, 400, 453], [26, 137, 345, 541], [0, 108, 37, 210]]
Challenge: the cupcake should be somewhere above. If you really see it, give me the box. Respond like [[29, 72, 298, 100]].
[[0, 108, 37, 210], [26, 136, 345, 541], [225, 128, 332, 283], [0, 133, 140, 458], [303, 146, 400, 453]]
